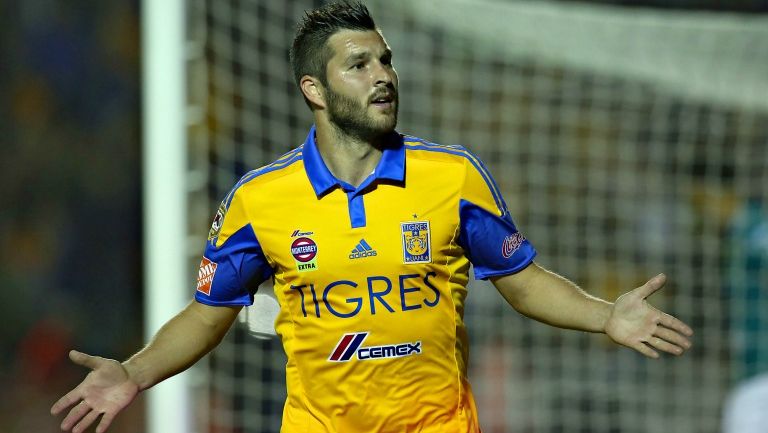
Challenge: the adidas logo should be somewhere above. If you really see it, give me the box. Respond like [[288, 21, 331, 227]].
[[349, 239, 378, 259]]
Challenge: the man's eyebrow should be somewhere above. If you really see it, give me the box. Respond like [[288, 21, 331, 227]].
[[346, 48, 392, 63], [346, 51, 370, 63]]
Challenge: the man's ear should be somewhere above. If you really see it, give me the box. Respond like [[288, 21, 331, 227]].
[[300, 76, 326, 109]]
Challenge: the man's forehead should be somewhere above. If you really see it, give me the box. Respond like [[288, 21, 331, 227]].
[[327, 29, 390, 59]]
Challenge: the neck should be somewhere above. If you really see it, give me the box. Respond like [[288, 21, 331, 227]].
[[314, 121, 392, 188]]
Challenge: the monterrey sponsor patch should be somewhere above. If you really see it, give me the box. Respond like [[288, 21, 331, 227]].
[[207, 202, 227, 242], [401, 221, 431, 264], [290, 236, 318, 272], [502, 232, 525, 258], [197, 256, 218, 295]]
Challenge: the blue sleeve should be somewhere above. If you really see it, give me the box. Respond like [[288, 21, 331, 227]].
[[195, 226, 274, 306], [194, 186, 274, 306], [458, 199, 536, 280]]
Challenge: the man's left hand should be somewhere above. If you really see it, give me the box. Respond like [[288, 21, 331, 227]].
[[604, 274, 694, 358]]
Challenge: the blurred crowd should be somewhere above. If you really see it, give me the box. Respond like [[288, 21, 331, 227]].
[[0, 1, 143, 431]]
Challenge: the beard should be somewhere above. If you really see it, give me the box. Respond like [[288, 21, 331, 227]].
[[325, 85, 398, 142]]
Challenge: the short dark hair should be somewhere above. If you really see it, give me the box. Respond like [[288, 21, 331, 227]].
[[290, 1, 376, 91]]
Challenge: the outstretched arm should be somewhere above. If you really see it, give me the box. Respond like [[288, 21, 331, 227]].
[[51, 301, 241, 433], [491, 262, 693, 358]]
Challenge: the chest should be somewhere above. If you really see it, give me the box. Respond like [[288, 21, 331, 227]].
[[254, 180, 461, 281]]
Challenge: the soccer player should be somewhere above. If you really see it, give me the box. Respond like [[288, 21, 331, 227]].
[[51, 2, 694, 432]]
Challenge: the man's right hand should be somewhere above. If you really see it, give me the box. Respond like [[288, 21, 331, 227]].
[[51, 350, 140, 433]]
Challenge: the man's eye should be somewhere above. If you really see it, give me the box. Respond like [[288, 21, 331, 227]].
[[352, 63, 365, 70]]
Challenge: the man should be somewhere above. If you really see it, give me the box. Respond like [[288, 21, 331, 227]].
[[51, 2, 693, 432]]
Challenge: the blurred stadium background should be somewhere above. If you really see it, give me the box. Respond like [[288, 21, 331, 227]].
[[1, 0, 767, 432]]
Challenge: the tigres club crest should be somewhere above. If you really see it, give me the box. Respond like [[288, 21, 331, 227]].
[[208, 202, 227, 242], [401, 221, 431, 264]]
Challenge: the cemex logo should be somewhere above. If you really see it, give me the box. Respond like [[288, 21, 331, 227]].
[[328, 332, 422, 362]]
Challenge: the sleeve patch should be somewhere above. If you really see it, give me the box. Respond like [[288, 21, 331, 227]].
[[197, 256, 218, 295], [208, 202, 227, 242], [502, 233, 526, 258]]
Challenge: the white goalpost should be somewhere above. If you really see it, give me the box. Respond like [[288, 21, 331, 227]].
[[141, 0, 194, 432]]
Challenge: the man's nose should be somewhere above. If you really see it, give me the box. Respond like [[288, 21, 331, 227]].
[[371, 62, 394, 86]]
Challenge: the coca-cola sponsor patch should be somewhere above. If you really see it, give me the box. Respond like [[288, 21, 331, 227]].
[[502, 233, 525, 259]]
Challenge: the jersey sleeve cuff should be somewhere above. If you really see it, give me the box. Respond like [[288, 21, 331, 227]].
[[195, 293, 254, 307], [472, 251, 536, 280]]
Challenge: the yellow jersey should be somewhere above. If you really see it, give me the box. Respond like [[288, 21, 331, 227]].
[[195, 126, 536, 433]]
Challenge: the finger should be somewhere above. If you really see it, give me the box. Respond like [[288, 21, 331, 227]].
[[69, 350, 102, 370], [73, 409, 101, 433], [659, 313, 694, 337], [61, 401, 90, 431], [51, 389, 83, 415], [634, 273, 666, 299], [632, 342, 659, 359], [654, 327, 691, 351], [96, 411, 117, 433], [647, 336, 684, 356]]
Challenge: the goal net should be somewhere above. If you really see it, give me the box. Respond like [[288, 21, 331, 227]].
[[184, 1, 768, 432]]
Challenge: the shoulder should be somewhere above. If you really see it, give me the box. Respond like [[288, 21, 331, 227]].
[[223, 146, 306, 207], [402, 135, 470, 164], [402, 135, 506, 213], [402, 134, 499, 186], [401, 135, 491, 174]]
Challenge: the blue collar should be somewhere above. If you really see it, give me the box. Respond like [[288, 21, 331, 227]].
[[302, 125, 406, 197]]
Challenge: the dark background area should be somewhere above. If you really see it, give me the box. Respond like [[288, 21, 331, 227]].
[[0, 0, 764, 431], [0, 1, 143, 431]]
